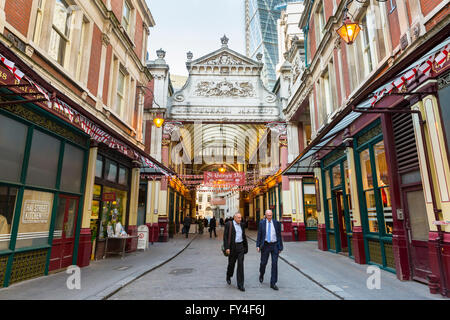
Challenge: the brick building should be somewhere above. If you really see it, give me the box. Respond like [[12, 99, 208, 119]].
[[282, 0, 450, 297], [0, 0, 174, 287]]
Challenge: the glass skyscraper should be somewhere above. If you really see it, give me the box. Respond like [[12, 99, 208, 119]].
[[245, 0, 300, 90]]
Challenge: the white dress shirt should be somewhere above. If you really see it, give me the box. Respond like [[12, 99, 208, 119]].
[[265, 219, 277, 243], [233, 220, 243, 243]]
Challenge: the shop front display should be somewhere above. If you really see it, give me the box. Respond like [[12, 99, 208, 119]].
[[303, 177, 318, 241], [355, 122, 395, 271], [90, 151, 131, 260], [0, 105, 88, 286]]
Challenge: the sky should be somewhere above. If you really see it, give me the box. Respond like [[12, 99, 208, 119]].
[[145, 0, 246, 77]]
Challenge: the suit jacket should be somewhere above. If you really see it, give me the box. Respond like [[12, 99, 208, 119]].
[[223, 221, 248, 254], [256, 219, 283, 252], [209, 217, 216, 229]]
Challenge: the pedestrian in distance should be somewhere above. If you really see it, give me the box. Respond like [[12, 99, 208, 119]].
[[256, 209, 283, 290], [198, 217, 204, 234], [183, 214, 192, 238], [209, 216, 217, 238], [223, 212, 248, 292], [219, 217, 224, 227]]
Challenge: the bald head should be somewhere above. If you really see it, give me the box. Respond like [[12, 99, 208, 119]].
[[265, 210, 273, 221], [234, 212, 242, 224]]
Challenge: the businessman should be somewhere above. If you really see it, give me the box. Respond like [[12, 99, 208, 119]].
[[256, 209, 283, 290], [223, 212, 248, 291]]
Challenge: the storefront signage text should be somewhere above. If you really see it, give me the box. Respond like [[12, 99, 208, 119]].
[[22, 200, 51, 224]]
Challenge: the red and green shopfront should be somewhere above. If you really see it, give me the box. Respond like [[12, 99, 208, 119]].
[[283, 33, 450, 296], [0, 43, 165, 287]]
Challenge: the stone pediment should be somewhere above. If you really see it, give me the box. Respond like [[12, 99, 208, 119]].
[[189, 48, 261, 70]]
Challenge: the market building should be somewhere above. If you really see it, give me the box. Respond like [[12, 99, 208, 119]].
[[0, 0, 171, 287], [282, 0, 450, 297]]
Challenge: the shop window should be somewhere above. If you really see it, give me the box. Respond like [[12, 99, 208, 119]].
[[374, 141, 392, 235], [98, 187, 127, 239], [360, 149, 378, 233], [438, 80, 450, 156], [53, 197, 66, 240], [118, 166, 129, 185], [0, 114, 27, 183], [60, 143, 84, 193], [48, 0, 72, 66], [332, 164, 341, 187], [15, 190, 54, 249], [95, 155, 103, 178], [26, 129, 61, 189], [0, 186, 18, 251], [325, 173, 334, 229], [304, 184, 318, 228], [104, 159, 117, 182]]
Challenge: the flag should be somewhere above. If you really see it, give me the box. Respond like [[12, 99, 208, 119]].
[[12, 67, 24, 81], [385, 83, 394, 94], [404, 68, 417, 82], [435, 46, 449, 66], [394, 76, 406, 90], [419, 56, 433, 75], [0, 55, 14, 72]]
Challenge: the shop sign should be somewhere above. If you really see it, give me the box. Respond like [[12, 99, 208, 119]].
[[433, 221, 450, 225], [22, 200, 51, 224], [102, 192, 116, 202], [137, 225, 149, 250], [203, 172, 245, 186]]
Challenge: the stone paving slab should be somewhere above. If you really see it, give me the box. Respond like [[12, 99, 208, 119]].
[[0, 234, 195, 300]]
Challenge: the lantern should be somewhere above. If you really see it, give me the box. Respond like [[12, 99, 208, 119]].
[[336, 18, 361, 45], [153, 117, 165, 128], [218, 166, 226, 173]]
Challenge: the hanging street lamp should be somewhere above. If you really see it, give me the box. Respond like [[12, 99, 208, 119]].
[[153, 115, 165, 128], [337, 17, 361, 44], [218, 166, 226, 173]]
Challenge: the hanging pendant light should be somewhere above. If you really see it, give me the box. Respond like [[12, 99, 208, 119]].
[[337, 17, 361, 45], [153, 117, 165, 128]]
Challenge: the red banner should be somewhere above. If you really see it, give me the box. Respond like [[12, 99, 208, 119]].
[[203, 172, 246, 186]]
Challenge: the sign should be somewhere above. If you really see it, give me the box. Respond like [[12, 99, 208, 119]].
[[211, 198, 226, 205], [22, 200, 51, 224], [137, 225, 149, 250], [102, 192, 116, 202], [203, 172, 245, 186], [433, 221, 450, 225]]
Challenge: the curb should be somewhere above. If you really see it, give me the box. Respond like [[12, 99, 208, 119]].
[[91, 234, 198, 300]]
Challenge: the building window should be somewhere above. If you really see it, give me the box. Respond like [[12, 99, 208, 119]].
[[75, 17, 89, 82], [122, 0, 131, 34], [325, 172, 333, 229], [48, 0, 72, 65], [315, 2, 326, 45], [304, 184, 318, 228], [0, 186, 18, 251], [116, 68, 126, 118], [33, 0, 45, 44]]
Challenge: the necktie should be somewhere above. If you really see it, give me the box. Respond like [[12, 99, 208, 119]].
[[268, 221, 271, 243]]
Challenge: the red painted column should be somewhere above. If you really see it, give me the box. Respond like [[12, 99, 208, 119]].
[[76, 228, 92, 268], [294, 222, 306, 241], [126, 225, 138, 252], [158, 216, 169, 242], [317, 224, 328, 251], [428, 232, 450, 297], [352, 226, 366, 264]]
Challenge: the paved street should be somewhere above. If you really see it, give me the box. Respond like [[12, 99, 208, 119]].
[[108, 228, 444, 300], [0, 227, 445, 300]]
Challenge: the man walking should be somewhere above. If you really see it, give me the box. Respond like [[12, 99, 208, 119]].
[[209, 216, 217, 238], [223, 213, 248, 291], [256, 209, 283, 290], [182, 214, 192, 238]]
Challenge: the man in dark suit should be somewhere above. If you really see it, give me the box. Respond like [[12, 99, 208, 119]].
[[223, 212, 248, 291], [256, 209, 283, 290], [182, 214, 192, 238], [209, 216, 217, 238]]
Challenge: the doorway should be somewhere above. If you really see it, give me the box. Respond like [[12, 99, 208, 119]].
[[49, 195, 79, 271], [403, 187, 431, 283], [334, 190, 348, 252]]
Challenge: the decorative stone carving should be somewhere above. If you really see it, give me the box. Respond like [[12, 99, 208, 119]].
[[203, 53, 244, 66], [265, 94, 277, 103], [221, 35, 229, 46], [174, 94, 185, 102], [292, 54, 303, 83], [102, 33, 110, 46], [187, 51, 193, 61], [156, 48, 166, 59], [256, 53, 263, 62], [194, 81, 255, 97]]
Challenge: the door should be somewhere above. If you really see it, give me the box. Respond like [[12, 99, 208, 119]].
[[403, 187, 431, 283], [335, 191, 348, 252], [49, 195, 79, 271]]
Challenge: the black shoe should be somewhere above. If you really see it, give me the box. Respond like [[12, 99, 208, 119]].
[[238, 286, 245, 292], [259, 274, 263, 283], [270, 284, 279, 290], [226, 277, 231, 285]]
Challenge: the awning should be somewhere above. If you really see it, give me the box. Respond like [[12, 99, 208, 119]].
[[284, 35, 450, 176]]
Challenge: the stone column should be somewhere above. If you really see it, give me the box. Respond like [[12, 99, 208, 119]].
[[126, 161, 141, 252], [315, 165, 327, 251], [77, 141, 98, 267]]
